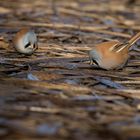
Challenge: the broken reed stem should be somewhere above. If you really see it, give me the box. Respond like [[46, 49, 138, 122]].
[[0, 22, 131, 38]]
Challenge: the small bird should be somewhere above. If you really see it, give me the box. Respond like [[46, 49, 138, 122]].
[[13, 28, 38, 55], [89, 32, 140, 70]]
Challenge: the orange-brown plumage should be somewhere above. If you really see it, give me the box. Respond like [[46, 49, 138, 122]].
[[89, 32, 140, 70], [13, 28, 30, 45], [13, 28, 38, 55]]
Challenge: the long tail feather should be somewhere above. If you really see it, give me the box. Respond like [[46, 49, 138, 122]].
[[128, 32, 140, 47], [111, 32, 140, 53]]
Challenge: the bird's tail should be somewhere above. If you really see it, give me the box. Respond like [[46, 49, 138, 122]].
[[128, 32, 140, 47], [111, 32, 140, 53]]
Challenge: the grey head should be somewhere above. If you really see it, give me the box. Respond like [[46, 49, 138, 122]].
[[89, 49, 102, 66]]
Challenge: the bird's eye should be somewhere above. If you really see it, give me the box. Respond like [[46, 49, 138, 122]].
[[24, 42, 31, 48], [92, 59, 99, 66]]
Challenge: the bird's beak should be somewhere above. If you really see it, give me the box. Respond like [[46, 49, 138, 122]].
[[90, 60, 94, 65]]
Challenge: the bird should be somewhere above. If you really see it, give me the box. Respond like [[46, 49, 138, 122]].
[[13, 28, 38, 55], [89, 32, 140, 70]]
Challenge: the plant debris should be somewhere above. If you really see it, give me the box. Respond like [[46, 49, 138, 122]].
[[0, 0, 140, 140]]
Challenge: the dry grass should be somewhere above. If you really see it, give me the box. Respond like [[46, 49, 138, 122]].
[[0, 0, 140, 139]]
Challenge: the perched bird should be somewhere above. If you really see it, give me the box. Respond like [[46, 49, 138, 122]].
[[89, 32, 140, 70], [13, 28, 38, 55]]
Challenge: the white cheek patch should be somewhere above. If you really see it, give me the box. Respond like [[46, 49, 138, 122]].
[[16, 35, 34, 54], [16, 37, 26, 52]]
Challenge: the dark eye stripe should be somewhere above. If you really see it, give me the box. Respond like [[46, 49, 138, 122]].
[[92, 59, 99, 66], [24, 42, 31, 48]]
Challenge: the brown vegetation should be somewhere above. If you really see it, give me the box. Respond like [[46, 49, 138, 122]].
[[0, 0, 140, 139]]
